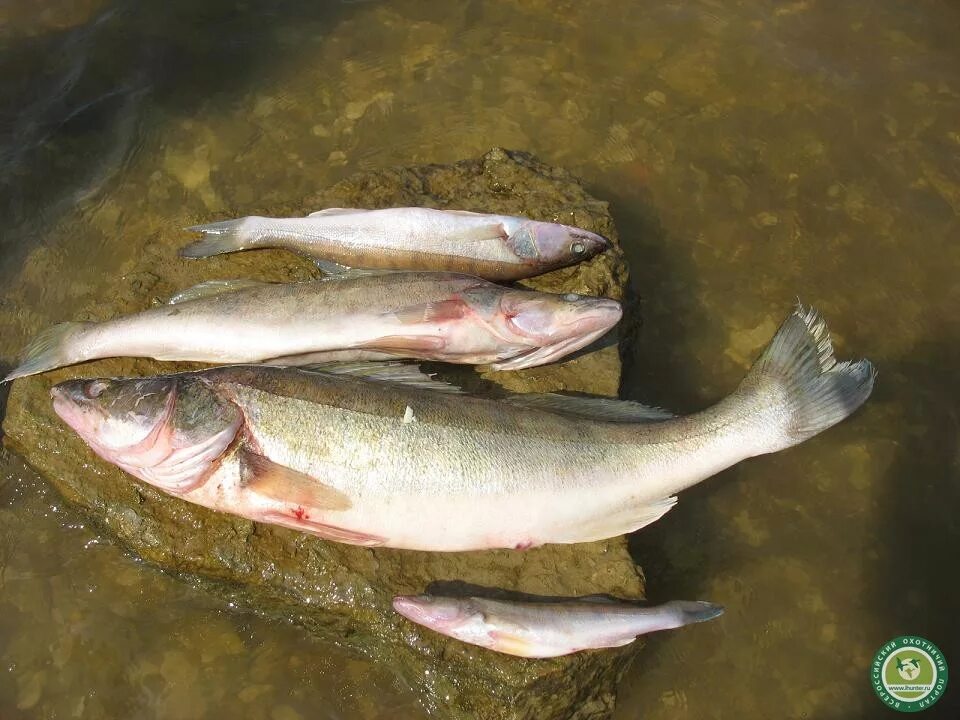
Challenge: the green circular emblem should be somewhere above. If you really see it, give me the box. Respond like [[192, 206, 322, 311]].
[[872, 636, 948, 712]]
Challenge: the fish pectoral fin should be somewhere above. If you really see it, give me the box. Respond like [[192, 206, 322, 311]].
[[392, 298, 469, 324], [167, 279, 274, 304], [307, 208, 364, 217], [486, 622, 541, 657], [238, 449, 351, 511], [503, 393, 674, 423], [443, 223, 508, 243], [550, 496, 678, 544], [488, 632, 538, 657]]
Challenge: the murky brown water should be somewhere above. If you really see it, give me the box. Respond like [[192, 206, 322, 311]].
[[2, 0, 959, 718]]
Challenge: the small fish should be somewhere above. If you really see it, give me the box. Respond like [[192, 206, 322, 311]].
[[48, 304, 873, 551], [3, 272, 622, 381], [392, 595, 724, 657], [179, 207, 610, 281]]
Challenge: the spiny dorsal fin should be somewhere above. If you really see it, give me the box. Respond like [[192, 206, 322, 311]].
[[297, 361, 465, 394], [168, 279, 273, 304], [503, 393, 673, 422], [238, 448, 351, 510]]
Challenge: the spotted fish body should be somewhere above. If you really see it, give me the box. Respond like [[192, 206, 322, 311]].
[[180, 207, 610, 281], [50, 305, 873, 552]]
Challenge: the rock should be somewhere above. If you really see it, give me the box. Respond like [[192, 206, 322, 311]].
[[3, 149, 639, 720]]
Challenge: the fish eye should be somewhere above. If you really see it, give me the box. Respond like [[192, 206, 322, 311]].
[[571, 241, 586, 255], [563, 293, 581, 302], [83, 380, 109, 398]]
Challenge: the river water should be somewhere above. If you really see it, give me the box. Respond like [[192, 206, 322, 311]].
[[1, 0, 958, 718]]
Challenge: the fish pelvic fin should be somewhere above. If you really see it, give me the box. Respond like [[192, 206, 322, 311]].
[[737, 303, 875, 453], [4, 321, 93, 382], [180, 217, 260, 258]]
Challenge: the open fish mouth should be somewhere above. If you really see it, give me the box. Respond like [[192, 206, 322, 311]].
[[491, 322, 615, 371]]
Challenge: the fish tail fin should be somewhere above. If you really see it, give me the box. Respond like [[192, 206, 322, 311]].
[[180, 217, 259, 258], [664, 600, 725, 626], [737, 303, 875, 453], [4, 321, 94, 381]]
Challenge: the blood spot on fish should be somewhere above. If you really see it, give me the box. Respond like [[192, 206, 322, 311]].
[[293, 506, 308, 521], [514, 540, 534, 551]]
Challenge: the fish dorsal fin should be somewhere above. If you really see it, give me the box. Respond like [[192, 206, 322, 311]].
[[444, 223, 508, 243], [314, 259, 396, 280], [298, 361, 465, 394], [503, 393, 673, 423], [238, 448, 352, 510], [168, 279, 273, 304], [443, 209, 486, 217], [578, 594, 621, 605], [307, 208, 364, 217]]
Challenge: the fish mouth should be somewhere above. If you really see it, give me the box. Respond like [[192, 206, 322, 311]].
[[493, 300, 621, 371], [490, 321, 615, 371], [393, 595, 455, 628], [51, 382, 103, 437]]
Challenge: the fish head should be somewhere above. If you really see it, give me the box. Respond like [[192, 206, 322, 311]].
[[489, 291, 622, 370], [392, 595, 491, 644], [506, 221, 609, 270], [51, 375, 242, 493]]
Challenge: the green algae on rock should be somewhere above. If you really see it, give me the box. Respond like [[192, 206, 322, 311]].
[[3, 148, 640, 720]]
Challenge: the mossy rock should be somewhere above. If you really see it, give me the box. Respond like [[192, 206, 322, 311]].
[[3, 148, 642, 720]]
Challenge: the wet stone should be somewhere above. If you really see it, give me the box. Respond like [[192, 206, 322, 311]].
[[3, 149, 638, 720]]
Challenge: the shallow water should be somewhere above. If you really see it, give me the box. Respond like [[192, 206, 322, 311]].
[[1, 0, 958, 718]]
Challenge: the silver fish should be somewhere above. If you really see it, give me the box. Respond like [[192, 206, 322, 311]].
[[392, 595, 724, 657], [180, 207, 610, 281], [49, 305, 873, 551], [4, 272, 622, 381]]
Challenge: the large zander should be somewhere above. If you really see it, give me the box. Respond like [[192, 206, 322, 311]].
[[50, 305, 874, 552]]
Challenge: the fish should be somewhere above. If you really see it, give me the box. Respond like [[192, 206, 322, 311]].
[[391, 594, 724, 657], [49, 304, 874, 551], [179, 207, 610, 281], [3, 272, 622, 381]]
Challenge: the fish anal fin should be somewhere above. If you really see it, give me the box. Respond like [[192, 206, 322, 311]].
[[239, 449, 351, 511], [260, 510, 385, 546], [551, 496, 678, 544], [314, 259, 390, 279]]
